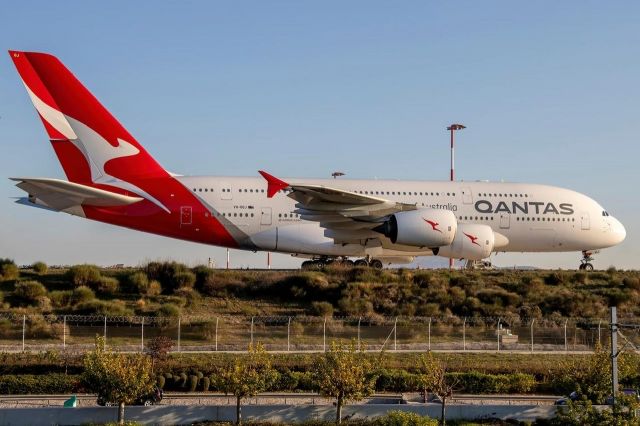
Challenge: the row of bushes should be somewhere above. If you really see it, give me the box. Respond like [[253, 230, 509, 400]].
[[155, 369, 536, 394], [0, 369, 536, 395]]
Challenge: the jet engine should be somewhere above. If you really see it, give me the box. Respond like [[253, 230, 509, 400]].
[[374, 209, 457, 248], [436, 223, 495, 260]]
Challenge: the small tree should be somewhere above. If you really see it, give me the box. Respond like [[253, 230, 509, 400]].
[[313, 340, 376, 424], [145, 335, 173, 373], [32, 261, 48, 275], [214, 343, 277, 425], [417, 352, 457, 426], [82, 336, 154, 424]]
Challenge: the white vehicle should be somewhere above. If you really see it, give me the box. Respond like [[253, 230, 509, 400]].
[[8, 51, 626, 270]]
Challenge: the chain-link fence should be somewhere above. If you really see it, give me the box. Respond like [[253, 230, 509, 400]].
[[0, 313, 637, 353]]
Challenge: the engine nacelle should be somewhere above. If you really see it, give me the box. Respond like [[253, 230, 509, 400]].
[[436, 223, 495, 260], [374, 209, 457, 248]]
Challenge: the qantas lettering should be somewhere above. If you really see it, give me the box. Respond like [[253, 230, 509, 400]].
[[474, 200, 574, 215], [426, 203, 458, 212]]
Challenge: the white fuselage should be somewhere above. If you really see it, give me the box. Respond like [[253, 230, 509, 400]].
[[176, 176, 626, 260]]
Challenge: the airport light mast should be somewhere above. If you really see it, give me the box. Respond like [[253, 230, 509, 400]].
[[446, 124, 465, 269]]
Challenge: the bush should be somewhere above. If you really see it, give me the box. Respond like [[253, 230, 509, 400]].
[[70, 286, 96, 305], [174, 271, 196, 290], [202, 376, 210, 392], [95, 276, 119, 295], [13, 280, 47, 306], [156, 375, 166, 389], [145, 261, 192, 293], [0, 374, 78, 394], [147, 280, 162, 296], [157, 303, 181, 317], [49, 290, 72, 308], [0, 259, 19, 281], [188, 374, 198, 392], [73, 299, 133, 316], [32, 261, 48, 274], [127, 272, 150, 294], [311, 301, 334, 317], [66, 264, 101, 287], [373, 411, 438, 426]]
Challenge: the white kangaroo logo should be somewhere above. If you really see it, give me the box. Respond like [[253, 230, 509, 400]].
[[25, 86, 170, 213]]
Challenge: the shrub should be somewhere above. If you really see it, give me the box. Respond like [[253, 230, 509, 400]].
[[95, 276, 119, 295], [156, 375, 166, 389], [311, 301, 334, 317], [32, 261, 48, 274], [13, 280, 47, 306], [192, 265, 214, 292], [174, 287, 199, 306], [145, 261, 192, 293], [147, 280, 162, 296], [73, 300, 133, 316], [202, 376, 210, 392], [49, 290, 72, 308], [157, 303, 181, 317], [70, 286, 96, 305], [188, 375, 198, 392], [174, 271, 196, 290], [66, 264, 101, 287], [373, 411, 438, 426], [0, 259, 19, 281], [127, 272, 149, 294]]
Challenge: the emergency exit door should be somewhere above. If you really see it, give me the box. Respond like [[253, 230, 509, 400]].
[[180, 206, 192, 225], [261, 207, 272, 226]]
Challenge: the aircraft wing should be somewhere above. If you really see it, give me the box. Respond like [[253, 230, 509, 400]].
[[10, 177, 143, 211], [259, 171, 416, 244]]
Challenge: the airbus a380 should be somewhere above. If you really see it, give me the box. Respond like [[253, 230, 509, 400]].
[[8, 51, 626, 270]]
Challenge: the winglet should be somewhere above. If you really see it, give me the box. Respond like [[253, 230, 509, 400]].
[[258, 170, 289, 198]]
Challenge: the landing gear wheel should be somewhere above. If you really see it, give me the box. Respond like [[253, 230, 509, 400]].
[[354, 259, 368, 267], [342, 259, 355, 267], [301, 260, 315, 270], [370, 259, 384, 269], [579, 250, 595, 271]]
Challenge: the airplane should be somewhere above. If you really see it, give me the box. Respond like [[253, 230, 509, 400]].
[[7, 51, 626, 270]]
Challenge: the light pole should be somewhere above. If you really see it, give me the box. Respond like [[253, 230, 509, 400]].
[[446, 124, 465, 269]]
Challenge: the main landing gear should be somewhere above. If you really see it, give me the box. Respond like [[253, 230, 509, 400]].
[[579, 250, 595, 271], [301, 257, 383, 270]]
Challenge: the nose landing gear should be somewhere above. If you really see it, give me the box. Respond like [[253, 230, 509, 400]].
[[579, 250, 595, 271]]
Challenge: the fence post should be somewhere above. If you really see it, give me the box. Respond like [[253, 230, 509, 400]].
[[393, 317, 398, 351], [63, 315, 66, 350], [428, 317, 431, 351], [463, 318, 466, 351], [22, 315, 26, 352], [323, 317, 327, 352], [530, 319, 535, 353], [497, 319, 501, 352], [215, 317, 219, 351], [250, 316, 254, 348], [103, 316, 107, 344], [564, 319, 568, 351], [598, 320, 602, 348], [287, 317, 291, 352], [357, 317, 361, 351], [177, 316, 181, 352], [141, 317, 144, 352]]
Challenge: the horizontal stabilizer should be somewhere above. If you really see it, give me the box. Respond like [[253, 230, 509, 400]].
[[11, 177, 143, 211]]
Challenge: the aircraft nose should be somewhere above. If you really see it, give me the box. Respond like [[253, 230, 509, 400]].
[[610, 217, 626, 245]]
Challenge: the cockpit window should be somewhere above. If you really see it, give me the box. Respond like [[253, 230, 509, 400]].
[[602, 211, 610, 217]]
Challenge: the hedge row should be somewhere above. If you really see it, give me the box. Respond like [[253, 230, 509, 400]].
[[0, 369, 536, 395], [157, 369, 536, 394], [0, 374, 79, 394]]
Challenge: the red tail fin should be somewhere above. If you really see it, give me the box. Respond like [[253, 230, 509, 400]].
[[9, 50, 168, 184]]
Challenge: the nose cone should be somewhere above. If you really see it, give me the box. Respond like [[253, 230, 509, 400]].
[[610, 217, 626, 245]]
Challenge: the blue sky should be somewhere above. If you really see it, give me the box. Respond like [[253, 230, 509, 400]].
[[0, 1, 637, 269]]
